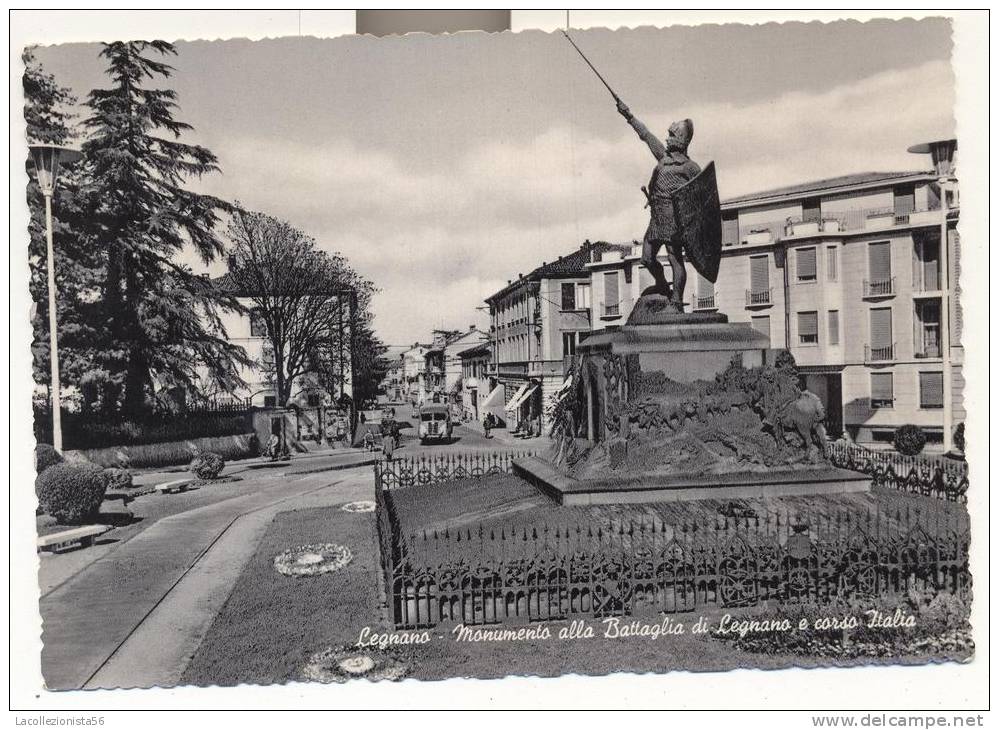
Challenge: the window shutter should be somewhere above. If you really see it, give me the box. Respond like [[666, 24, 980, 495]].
[[894, 185, 915, 215], [751, 316, 770, 338], [796, 248, 817, 279], [826, 247, 838, 281], [750, 256, 769, 292], [871, 372, 893, 402], [869, 242, 892, 281], [798, 311, 818, 337], [828, 310, 839, 345], [697, 274, 714, 297], [919, 372, 944, 408], [722, 215, 739, 246], [870, 308, 893, 348], [604, 272, 619, 312]]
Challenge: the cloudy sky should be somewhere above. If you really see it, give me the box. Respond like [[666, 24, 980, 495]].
[[34, 18, 954, 347]]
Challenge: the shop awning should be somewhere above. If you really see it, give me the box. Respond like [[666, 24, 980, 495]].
[[504, 382, 531, 412], [481, 384, 506, 421], [506, 383, 537, 413]]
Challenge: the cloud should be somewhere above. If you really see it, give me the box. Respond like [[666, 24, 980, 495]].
[[201, 59, 953, 345]]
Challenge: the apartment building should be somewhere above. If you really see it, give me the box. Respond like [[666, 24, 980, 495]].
[[484, 240, 629, 433], [420, 327, 488, 406], [587, 139, 961, 451]]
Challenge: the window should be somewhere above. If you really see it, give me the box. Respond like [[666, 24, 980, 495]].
[[562, 332, 578, 357], [919, 371, 944, 409], [871, 429, 896, 443], [870, 372, 894, 409], [868, 241, 892, 282], [603, 272, 620, 317], [826, 246, 838, 282], [796, 248, 817, 282], [828, 310, 839, 345], [802, 197, 821, 223], [263, 395, 277, 408], [797, 311, 819, 345], [751, 315, 770, 339], [722, 211, 739, 247], [915, 299, 941, 358], [695, 274, 715, 309], [893, 184, 915, 216], [869, 307, 893, 360], [560, 282, 576, 311], [748, 255, 770, 303], [577, 283, 591, 309], [307, 393, 321, 408], [914, 234, 940, 291], [249, 308, 267, 338]]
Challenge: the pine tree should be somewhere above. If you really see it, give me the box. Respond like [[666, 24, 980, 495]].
[[81, 41, 247, 415], [24, 48, 104, 414]]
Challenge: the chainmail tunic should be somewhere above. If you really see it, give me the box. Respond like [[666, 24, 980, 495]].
[[628, 116, 701, 241]]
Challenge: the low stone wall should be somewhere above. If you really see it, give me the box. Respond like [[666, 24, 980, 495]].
[[63, 433, 258, 469]]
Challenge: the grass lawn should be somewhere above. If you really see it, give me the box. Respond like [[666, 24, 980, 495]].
[[182, 500, 971, 685], [389, 474, 969, 540], [181, 502, 383, 686]]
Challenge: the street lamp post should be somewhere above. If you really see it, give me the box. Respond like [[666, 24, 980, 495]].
[[29, 144, 82, 453]]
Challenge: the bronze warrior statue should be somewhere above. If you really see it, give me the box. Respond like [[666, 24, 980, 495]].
[[617, 102, 701, 306]]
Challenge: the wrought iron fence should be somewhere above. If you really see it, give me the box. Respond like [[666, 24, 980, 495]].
[[380, 501, 969, 630], [374, 450, 538, 491], [828, 442, 968, 503]]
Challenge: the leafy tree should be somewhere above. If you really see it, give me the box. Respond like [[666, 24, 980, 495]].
[[226, 208, 376, 405], [80, 40, 247, 415]]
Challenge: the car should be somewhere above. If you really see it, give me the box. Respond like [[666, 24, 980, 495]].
[[418, 404, 452, 444]]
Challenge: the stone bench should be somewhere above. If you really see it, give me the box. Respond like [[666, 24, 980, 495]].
[[37, 525, 110, 553], [154, 478, 192, 495]]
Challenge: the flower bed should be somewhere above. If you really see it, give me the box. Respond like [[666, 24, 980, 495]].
[[340, 500, 376, 513], [301, 644, 408, 683], [273, 543, 353, 577]]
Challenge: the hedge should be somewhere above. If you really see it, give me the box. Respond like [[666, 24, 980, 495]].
[[65, 433, 258, 470]]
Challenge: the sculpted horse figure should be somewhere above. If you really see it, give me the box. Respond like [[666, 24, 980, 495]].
[[777, 390, 828, 458]]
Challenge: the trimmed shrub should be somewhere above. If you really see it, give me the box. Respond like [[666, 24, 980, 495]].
[[190, 452, 225, 480], [894, 424, 927, 456], [953, 423, 966, 453], [36, 463, 108, 525], [35, 444, 64, 475], [102, 467, 134, 491]]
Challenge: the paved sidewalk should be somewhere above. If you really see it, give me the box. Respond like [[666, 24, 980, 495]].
[[85, 467, 373, 690], [40, 467, 370, 690]]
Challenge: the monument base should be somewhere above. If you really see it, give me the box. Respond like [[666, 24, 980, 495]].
[[514, 456, 871, 506]]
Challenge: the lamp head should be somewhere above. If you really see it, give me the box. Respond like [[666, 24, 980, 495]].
[[29, 144, 82, 195]]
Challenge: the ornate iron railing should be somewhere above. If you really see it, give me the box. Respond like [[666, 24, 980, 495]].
[[374, 450, 538, 491], [828, 442, 968, 503], [864, 277, 896, 298], [380, 503, 969, 630], [745, 288, 773, 306]]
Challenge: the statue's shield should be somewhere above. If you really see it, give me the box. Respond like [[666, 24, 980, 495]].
[[673, 161, 722, 283]]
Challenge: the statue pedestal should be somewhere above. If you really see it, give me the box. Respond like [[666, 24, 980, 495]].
[[528, 296, 870, 504]]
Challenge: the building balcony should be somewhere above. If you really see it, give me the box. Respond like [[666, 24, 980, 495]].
[[601, 303, 622, 319], [693, 294, 717, 311], [865, 343, 896, 363], [863, 277, 895, 298], [745, 288, 773, 307], [914, 343, 942, 359]]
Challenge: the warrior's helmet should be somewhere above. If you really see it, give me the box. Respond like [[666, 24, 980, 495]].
[[667, 118, 694, 152]]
